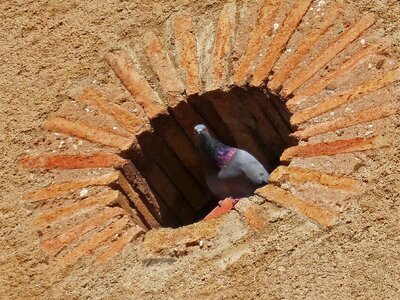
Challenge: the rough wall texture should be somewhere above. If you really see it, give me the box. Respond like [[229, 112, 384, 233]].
[[1, 0, 400, 299]]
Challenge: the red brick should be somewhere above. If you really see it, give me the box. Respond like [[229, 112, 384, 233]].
[[233, 0, 282, 86], [290, 69, 400, 125], [57, 216, 129, 267], [203, 198, 235, 221], [205, 2, 237, 91], [267, 6, 339, 92], [256, 185, 339, 227], [144, 32, 185, 106], [41, 207, 126, 253], [251, 0, 313, 87], [105, 50, 167, 119], [234, 199, 266, 230], [292, 104, 396, 140], [269, 166, 359, 191], [19, 153, 126, 171], [97, 225, 144, 262], [280, 136, 379, 162], [42, 117, 133, 151], [75, 87, 147, 135], [172, 15, 201, 95], [280, 14, 376, 98]]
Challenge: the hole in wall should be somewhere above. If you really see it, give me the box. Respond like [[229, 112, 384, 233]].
[[122, 86, 297, 228]]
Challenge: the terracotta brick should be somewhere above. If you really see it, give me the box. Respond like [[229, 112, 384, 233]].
[[233, 0, 282, 86], [57, 216, 129, 267], [34, 190, 120, 227], [97, 225, 144, 262], [296, 43, 379, 97], [290, 69, 400, 125], [292, 104, 396, 140], [269, 166, 359, 191], [280, 136, 379, 162], [25, 171, 120, 202], [251, 0, 313, 87], [144, 32, 185, 106], [205, 2, 237, 91], [234, 198, 266, 230], [42, 117, 133, 151], [41, 207, 126, 253], [172, 15, 201, 95], [75, 87, 146, 135], [203, 198, 235, 221], [267, 6, 339, 92], [256, 185, 339, 227], [19, 153, 126, 171], [280, 14, 376, 98], [143, 218, 220, 252], [105, 50, 167, 119]]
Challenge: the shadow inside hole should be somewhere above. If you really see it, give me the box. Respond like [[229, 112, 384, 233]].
[[123, 86, 295, 228]]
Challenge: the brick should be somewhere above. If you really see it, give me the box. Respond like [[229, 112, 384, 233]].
[[233, 0, 282, 86], [19, 153, 126, 171], [172, 15, 201, 95], [267, 6, 339, 92], [256, 185, 339, 227], [280, 14, 376, 98], [144, 32, 185, 106], [75, 87, 146, 135], [41, 207, 126, 253], [97, 225, 144, 262], [105, 50, 167, 119], [269, 166, 359, 191], [251, 0, 313, 87], [205, 2, 237, 91], [24, 171, 120, 202], [280, 136, 379, 162], [290, 69, 400, 125], [203, 198, 235, 221], [42, 117, 133, 151], [292, 104, 396, 140], [296, 43, 379, 97], [143, 218, 220, 252], [234, 198, 266, 230], [34, 190, 119, 227], [57, 216, 129, 267]]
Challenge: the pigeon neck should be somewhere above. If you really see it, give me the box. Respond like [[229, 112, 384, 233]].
[[200, 132, 237, 168]]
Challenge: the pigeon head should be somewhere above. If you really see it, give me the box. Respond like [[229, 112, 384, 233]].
[[194, 124, 208, 135]]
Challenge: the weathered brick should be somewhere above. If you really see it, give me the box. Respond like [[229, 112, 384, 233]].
[[234, 198, 266, 230], [19, 153, 126, 171], [97, 225, 144, 262], [143, 218, 220, 252], [25, 171, 120, 202], [203, 198, 235, 221], [292, 104, 396, 140], [251, 0, 313, 87], [280, 14, 376, 98], [105, 50, 167, 119], [296, 43, 379, 97], [256, 185, 339, 227], [34, 190, 119, 227], [233, 0, 282, 86], [172, 15, 201, 95], [42, 117, 133, 151], [269, 166, 360, 191], [57, 216, 129, 267], [75, 87, 147, 135], [41, 207, 126, 253], [205, 2, 237, 91], [290, 69, 400, 125], [280, 136, 379, 162], [267, 6, 339, 92], [144, 32, 185, 106]]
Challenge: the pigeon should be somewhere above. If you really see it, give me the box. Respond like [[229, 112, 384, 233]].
[[194, 124, 269, 202]]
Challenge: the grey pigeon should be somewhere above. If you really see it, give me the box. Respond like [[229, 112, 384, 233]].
[[194, 124, 269, 201]]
